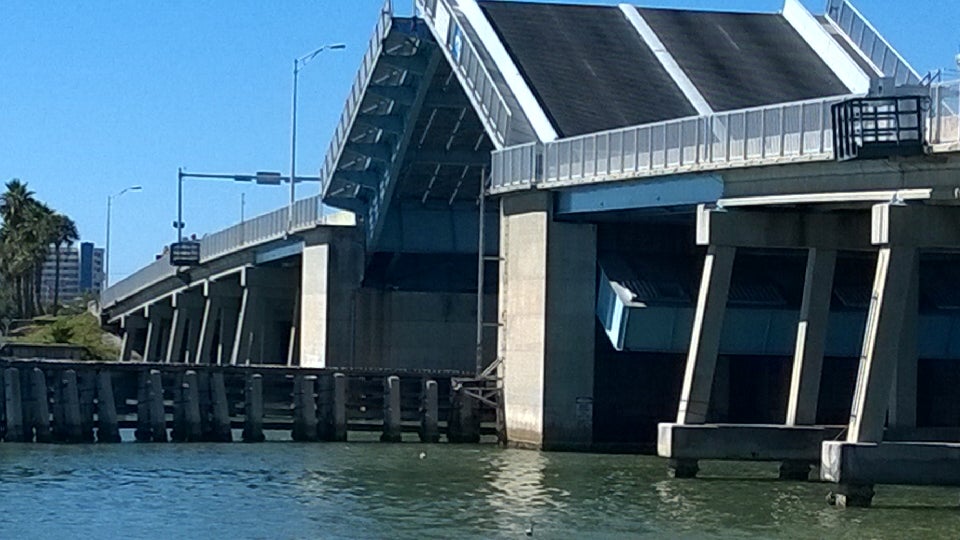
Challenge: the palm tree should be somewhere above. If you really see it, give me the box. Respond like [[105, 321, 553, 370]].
[[0, 179, 36, 228], [0, 180, 79, 318], [23, 202, 55, 317], [0, 180, 39, 317], [50, 213, 79, 315]]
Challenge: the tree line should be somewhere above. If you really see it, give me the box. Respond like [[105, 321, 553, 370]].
[[0, 179, 80, 319]]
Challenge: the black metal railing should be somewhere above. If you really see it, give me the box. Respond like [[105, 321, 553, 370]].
[[832, 96, 928, 161]]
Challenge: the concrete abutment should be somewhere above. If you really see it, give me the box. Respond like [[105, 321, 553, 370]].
[[498, 192, 596, 451]]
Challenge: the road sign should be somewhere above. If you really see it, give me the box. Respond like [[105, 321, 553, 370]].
[[170, 241, 201, 266]]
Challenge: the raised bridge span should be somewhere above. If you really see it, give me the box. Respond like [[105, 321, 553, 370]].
[[100, 0, 960, 505]]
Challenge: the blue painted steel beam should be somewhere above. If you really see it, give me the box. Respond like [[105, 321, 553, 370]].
[[333, 170, 382, 189], [367, 84, 417, 106], [345, 142, 394, 163], [381, 53, 430, 75], [255, 240, 303, 265], [355, 114, 406, 134], [555, 174, 724, 216]]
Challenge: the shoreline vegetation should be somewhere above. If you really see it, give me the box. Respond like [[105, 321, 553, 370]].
[[0, 178, 118, 360]]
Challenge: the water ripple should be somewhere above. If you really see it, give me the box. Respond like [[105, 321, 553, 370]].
[[0, 444, 956, 538]]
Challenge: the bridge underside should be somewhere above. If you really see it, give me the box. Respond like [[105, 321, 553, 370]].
[[101, 0, 960, 467]]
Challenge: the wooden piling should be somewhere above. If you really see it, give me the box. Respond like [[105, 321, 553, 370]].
[[448, 387, 480, 444], [242, 374, 265, 442], [30, 368, 52, 443], [4, 368, 24, 442], [196, 371, 212, 439], [316, 375, 333, 441], [135, 370, 151, 442], [210, 372, 232, 442], [78, 370, 96, 443], [96, 370, 121, 443], [419, 379, 439, 443], [333, 373, 347, 442], [0, 365, 6, 442], [51, 370, 65, 442], [60, 370, 83, 443], [293, 375, 319, 442], [148, 369, 167, 442], [381, 375, 402, 443], [181, 370, 202, 442], [171, 372, 185, 442]]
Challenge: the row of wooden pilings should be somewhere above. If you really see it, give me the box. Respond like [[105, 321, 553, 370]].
[[0, 363, 486, 444]]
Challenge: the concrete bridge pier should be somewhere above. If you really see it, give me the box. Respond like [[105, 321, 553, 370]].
[[142, 301, 173, 363], [118, 313, 147, 361], [299, 231, 363, 368], [822, 203, 960, 507], [194, 279, 242, 364], [231, 267, 297, 365], [498, 192, 596, 451], [165, 290, 205, 363], [659, 205, 871, 478]]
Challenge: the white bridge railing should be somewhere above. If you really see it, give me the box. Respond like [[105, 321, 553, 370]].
[[417, 0, 512, 146], [101, 196, 323, 309], [491, 94, 848, 192], [320, 0, 394, 196], [491, 80, 960, 194], [930, 80, 960, 147], [825, 0, 919, 86]]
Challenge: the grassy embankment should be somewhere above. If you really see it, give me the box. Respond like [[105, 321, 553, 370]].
[[8, 312, 119, 360]]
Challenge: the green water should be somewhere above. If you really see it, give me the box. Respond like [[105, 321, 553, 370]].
[[0, 441, 956, 539]]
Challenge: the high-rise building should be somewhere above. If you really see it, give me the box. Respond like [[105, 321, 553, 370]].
[[40, 241, 105, 306]]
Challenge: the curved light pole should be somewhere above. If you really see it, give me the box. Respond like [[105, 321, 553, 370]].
[[289, 42, 346, 231], [105, 185, 143, 289]]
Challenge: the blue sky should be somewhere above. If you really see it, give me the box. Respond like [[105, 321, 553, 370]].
[[0, 0, 956, 282]]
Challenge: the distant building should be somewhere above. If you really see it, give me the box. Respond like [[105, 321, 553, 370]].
[[40, 241, 105, 306]]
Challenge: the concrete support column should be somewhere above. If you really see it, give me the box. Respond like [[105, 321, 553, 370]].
[[888, 255, 919, 430], [230, 267, 297, 365], [166, 290, 204, 364], [195, 297, 222, 364], [218, 303, 240, 365], [142, 303, 172, 363], [300, 231, 363, 368], [676, 245, 736, 425], [287, 293, 300, 366], [847, 246, 917, 443], [786, 248, 837, 426], [231, 286, 261, 366], [119, 313, 147, 361], [499, 192, 596, 451]]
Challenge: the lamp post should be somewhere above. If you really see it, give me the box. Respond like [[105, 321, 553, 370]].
[[290, 43, 345, 231], [105, 185, 143, 289]]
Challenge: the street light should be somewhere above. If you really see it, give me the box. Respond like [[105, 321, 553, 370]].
[[290, 42, 346, 231], [105, 185, 143, 289]]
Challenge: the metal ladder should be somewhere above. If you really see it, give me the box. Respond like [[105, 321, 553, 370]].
[[452, 168, 504, 441]]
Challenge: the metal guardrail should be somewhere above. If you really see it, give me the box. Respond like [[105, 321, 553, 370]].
[[417, 0, 511, 146], [101, 257, 176, 311], [320, 0, 394, 196], [825, 0, 919, 86], [102, 195, 324, 309], [929, 80, 960, 147], [490, 142, 539, 190], [491, 81, 960, 193], [491, 94, 851, 192]]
